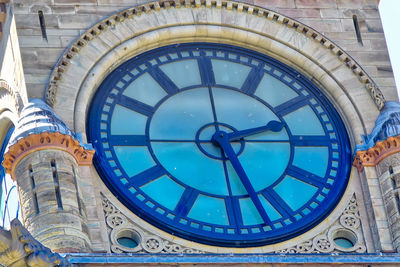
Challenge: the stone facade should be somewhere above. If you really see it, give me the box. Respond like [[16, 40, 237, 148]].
[[0, 0, 400, 266], [13, 0, 397, 102]]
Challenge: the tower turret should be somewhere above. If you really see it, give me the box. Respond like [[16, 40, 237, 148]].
[[2, 99, 94, 253], [354, 102, 400, 252]]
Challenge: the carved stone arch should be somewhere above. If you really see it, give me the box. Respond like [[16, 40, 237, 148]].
[[0, 79, 20, 143], [45, 0, 384, 146], [43, 0, 378, 253]]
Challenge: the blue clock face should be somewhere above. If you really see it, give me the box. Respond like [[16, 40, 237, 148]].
[[88, 43, 351, 247]]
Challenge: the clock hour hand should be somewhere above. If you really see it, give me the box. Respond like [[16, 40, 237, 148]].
[[226, 120, 284, 141], [212, 131, 271, 225]]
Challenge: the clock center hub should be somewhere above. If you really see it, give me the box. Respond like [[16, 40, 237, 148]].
[[195, 123, 245, 160]]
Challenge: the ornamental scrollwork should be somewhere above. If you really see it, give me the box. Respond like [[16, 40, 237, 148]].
[[366, 82, 386, 111], [102, 194, 366, 254], [277, 194, 366, 254], [353, 135, 400, 172], [0, 219, 70, 267], [101, 194, 204, 254]]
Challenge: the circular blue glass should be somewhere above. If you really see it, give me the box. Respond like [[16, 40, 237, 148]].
[[88, 43, 351, 247]]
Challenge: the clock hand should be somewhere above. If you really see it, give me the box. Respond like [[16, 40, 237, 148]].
[[225, 120, 284, 141], [212, 131, 271, 225]]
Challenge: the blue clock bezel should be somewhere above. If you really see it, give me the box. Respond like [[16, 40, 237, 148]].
[[87, 43, 351, 247]]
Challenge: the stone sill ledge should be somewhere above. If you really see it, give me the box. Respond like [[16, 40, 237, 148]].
[[64, 253, 400, 264]]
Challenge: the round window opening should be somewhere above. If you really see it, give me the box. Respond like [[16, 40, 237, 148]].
[[88, 43, 351, 247], [116, 229, 140, 249], [333, 229, 357, 249]]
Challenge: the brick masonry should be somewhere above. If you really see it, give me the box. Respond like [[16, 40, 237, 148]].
[[12, 0, 397, 101]]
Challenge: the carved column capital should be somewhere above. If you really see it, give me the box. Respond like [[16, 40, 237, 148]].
[[2, 131, 94, 180], [353, 135, 400, 172]]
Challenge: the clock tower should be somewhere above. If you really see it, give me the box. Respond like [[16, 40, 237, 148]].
[[1, 0, 400, 265]]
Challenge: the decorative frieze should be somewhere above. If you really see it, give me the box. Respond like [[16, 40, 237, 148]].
[[102, 193, 366, 254], [102, 194, 204, 254], [278, 195, 366, 254], [353, 135, 400, 172], [0, 79, 23, 114], [2, 131, 94, 179]]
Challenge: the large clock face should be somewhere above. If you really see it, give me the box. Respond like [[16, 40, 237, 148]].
[[88, 43, 351, 247]]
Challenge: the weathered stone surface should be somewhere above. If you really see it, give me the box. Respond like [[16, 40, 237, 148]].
[[13, 150, 91, 253]]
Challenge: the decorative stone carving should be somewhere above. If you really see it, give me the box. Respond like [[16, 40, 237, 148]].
[[0, 79, 23, 114], [353, 135, 400, 172], [277, 195, 366, 253], [45, 0, 385, 111], [2, 131, 95, 179], [101, 194, 204, 254], [0, 219, 70, 267], [102, 193, 366, 254], [366, 82, 386, 112]]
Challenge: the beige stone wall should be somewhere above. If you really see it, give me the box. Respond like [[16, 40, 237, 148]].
[[13, 0, 397, 101], [0, 2, 27, 114], [15, 149, 92, 253], [7, 0, 399, 255]]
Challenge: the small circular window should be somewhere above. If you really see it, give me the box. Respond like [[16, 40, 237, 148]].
[[116, 229, 140, 249], [333, 229, 357, 249]]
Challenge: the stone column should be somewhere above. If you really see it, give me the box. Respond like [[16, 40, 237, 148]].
[[2, 99, 94, 253], [353, 102, 400, 252], [375, 153, 400, 252]]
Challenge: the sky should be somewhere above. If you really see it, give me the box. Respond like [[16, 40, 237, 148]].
[[379, 0, 400, 98]]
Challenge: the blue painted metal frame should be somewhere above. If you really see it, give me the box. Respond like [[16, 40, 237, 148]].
[[66, 253, 400, 264], [87, 43, 351, 247], [0, 127, 15, 225]]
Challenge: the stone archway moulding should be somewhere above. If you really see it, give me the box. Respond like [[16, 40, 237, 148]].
[[44, 0, 385, 145], [0, 79, 21, 142], [40, 0, 379, 253]]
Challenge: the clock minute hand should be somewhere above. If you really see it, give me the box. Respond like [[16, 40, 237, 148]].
[[212, 131, 271, 225], [226, 120, 284, 141]]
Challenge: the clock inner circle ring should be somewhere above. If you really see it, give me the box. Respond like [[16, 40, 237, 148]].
[[195, 122, 245, 160], [149, 87, 292, 196]]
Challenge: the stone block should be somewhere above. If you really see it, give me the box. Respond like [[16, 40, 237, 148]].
[[384, 198, 398, 218], [295, 0, 337, 9], [337, 38, 372, 50], [25, 83, 46, 99], [366, 19, 384, 33], [254, 0, 295, 9], [375, 77, 397, 87], [377, 228, 394, 249], [24, 74, 49, 84], [370, 39, 389, 51], [320, 8, 341, 19], [380, 177, 394, 195], [58, 14, 104, 29], [54, 0, 96, 4], [338, 0, 378, 9], [341, 8, 380, 19], [76, 5, 126, 15], [276, 8, 321, 18], [85, 205, 99, 219], [298, 18, 343, 33], [15, 14, 59, 28], [350, 51, 390, 65], [96, 0, 150, 5], [379, 86, 398, 102], [18, 35, 62, 48], [36, 189, 57, 203], [51, 5, 76, 14]]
